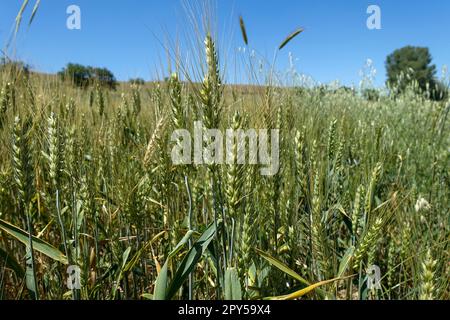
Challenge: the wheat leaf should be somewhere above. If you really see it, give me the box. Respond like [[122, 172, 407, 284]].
[[0, 219, 68, 265]]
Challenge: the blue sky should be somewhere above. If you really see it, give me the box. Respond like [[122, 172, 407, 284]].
[[1, 0, 449, 87]]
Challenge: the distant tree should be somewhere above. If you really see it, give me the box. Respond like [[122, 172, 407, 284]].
[[90, 67, 117, 89], [129, 78, 145, 85], [58, 63, 90, 87], [59, 63, 117, 89], [386, 46, 447, 100]]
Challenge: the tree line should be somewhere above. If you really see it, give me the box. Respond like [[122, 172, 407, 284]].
[[58, 63, 118, 89], [2, 46, 448, 100]]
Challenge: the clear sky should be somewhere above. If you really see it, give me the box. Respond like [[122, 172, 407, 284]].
[[1, 0, 449, 87]]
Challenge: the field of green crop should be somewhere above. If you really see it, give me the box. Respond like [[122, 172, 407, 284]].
[[0, 16, 449, 300]]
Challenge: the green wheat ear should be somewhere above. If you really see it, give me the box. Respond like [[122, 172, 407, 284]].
[[169, 72, 184, 130], [46, 112, 63, 190], [351, 185, 364, 239], [279, 28, 304, 50], [95, 83, 105, 117], [225, 111, 244, 224], [200, 33, 222, 129], [419, 249, 437, 300], [365, 162, 383, 215], [131, 84, 141, 116], [352, 217, 384, 271], [143, 116, 166, 168], [239, 16, 248, 45]]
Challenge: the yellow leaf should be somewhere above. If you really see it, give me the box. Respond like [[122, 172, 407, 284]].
[[266, 275, 355, 300]]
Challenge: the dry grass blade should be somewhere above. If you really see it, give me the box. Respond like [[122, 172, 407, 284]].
[[279, 28, 304, 50], [239, 16, 248, 45]]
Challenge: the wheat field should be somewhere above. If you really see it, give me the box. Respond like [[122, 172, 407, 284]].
[[0, 11, 449, 300]]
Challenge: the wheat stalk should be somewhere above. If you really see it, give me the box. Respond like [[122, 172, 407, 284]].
[[12, 116, 38, 299]]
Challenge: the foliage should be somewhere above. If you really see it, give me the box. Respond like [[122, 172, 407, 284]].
[[386, 46, 448, 100], [58, 63, 117, 89]]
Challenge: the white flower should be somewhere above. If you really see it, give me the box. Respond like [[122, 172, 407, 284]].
[[415, 197, 431, 212]]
